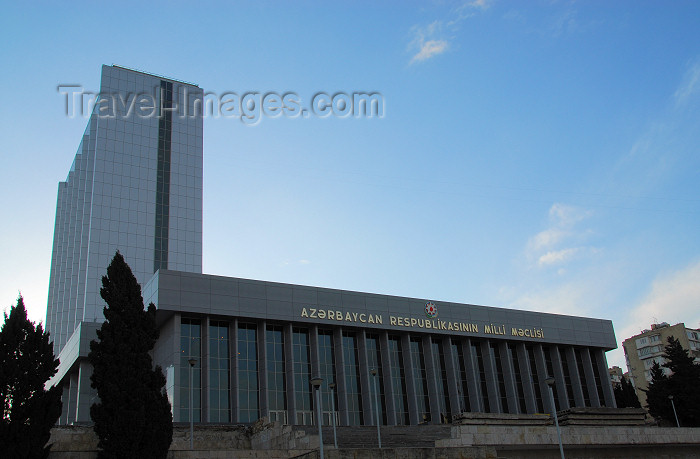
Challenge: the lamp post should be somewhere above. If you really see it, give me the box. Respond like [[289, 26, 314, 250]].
[[310, 377, 324, 459], [668, 395, 680, 427], [188, 358, 197, 450], [328, 382, 338, 449], [545, 376, 565, 459], [370, 369, 381, 448]]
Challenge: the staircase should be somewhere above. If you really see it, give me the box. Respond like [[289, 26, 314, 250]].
[[293, 425, 453, 449]]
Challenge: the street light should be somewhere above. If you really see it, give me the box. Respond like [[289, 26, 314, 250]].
[[328, 382, 338, 449], [668, 395, 680, 427], [310, 377, 324, 459], [370, 369, 381, 448], [188, 358, 197, 450], [545, 376, 565, 459]]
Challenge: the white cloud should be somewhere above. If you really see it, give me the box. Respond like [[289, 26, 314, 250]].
[[538, 247, 580, 266], [524, 203, 593, 268], [529, 228, 567, 252], [548, 203, 592, 228], [410, 40, 449, 64], [674, 59, 700, 106], [408, 1, 490, 64]]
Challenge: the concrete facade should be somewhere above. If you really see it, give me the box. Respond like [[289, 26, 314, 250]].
[[141, 270, 618, 427]]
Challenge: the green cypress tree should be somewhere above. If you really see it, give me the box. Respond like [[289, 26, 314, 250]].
[[614, 376, 641, 408], [89, 252, 172, 458], [661, 336, 700, 426], [644, 360, 670, 422], [0, 296, 62, 459]]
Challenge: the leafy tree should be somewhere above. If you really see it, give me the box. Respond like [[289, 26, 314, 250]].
[[89, 252, 172, 459], [0, 296, 62, 459], [645, 336, 700, 426], [613, 376, 641, 408]]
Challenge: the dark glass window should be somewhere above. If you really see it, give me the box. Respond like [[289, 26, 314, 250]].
[[561, 349, 576, 408], [574, 349, 591, 406], [472, 341, 490, 413], [543, 346, 560, 411], [508, 343, 527, 414], [526, 345, 544, 413], [180, 318, 201, 422], [293, 327, 312, 424], [590, 351, 607, 406], [451, 340, 471, 413], [365, 334, 386, 425], [154, 80, 173, 273], [266, 325, 287, 423], [317, 330, 338, 426], [388, 335, 409, 424], [342, 332, 363, 425], [432, 339, 451, 421], [209, 321, 230, 422], [490, 343, 508, 413], [238, 323, 259, 422], [410, 338, 430, 421]]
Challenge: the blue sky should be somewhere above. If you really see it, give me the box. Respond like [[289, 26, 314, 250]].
[[1, 1, 699, 369]]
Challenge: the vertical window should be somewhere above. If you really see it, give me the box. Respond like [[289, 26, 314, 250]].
[[451, 340, 471, 413], [490, 343, 508, 413], [526, 345, 544, 413], [543, 346, 560, 411], [574, 349, 591, 406], [317, 330, 337, 426], [410, 338, 430, 422], [293, 327, 312, 425], [560, 350, 576, 408], [388, 335, 409, 425], [238, 323, 259, 422], [366, 334, 386, 424], [508, 343, 527, 414], [342, 332, 363, 425], [472, 341, 490, 413], [180, 318, 201, 422], [266, 325, 287, 424], [209, 321, 230, 422], [154, 80, 172, 272], [590, 351, 607, 406], [432, 339, 451, 421]]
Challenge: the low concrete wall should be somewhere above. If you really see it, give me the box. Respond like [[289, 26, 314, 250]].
[[436, 424, 700, 448]]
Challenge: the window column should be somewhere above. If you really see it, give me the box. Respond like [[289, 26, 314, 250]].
[[498, 342, 519, 414], [463, 339, 481, 413], [379, 331, 396, 425], [563, 347, 585, 408], [480, 340, 501, 413], [548, 346, 569, 410], [333, 328, 348, 426], [533, 344, 553, 413], [401, 334, 419, 425], [423, 336, 441, 423], [357, 330, 373, 425], [515, 343, 537, 414], [284, 324, 296, 423], [257, 321, 268, 419], [580, 348, 601, 407], [443, 337, 461, 419], [592, 349, 616, 407]]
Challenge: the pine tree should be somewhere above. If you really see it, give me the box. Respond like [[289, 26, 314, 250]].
[[89, 252, 172, 459], [645, 336, 700, 426], [644, 361, 670, 422], [0, 296, 62, 459], [614, 376, 641, 408], [662, 336, 700, 426]]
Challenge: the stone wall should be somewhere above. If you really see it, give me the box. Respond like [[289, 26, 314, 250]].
[[436, 424, 700, 448]]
